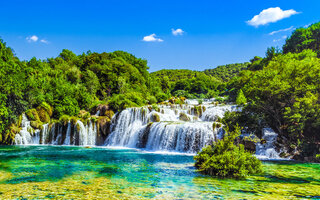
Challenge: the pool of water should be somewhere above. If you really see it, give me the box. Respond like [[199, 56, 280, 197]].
[[0, 145, 319, 199]]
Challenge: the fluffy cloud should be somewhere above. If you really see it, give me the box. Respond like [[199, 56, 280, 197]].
[[247, 7, 299, 27], [269, 26, 294, 35], [142, 34, 163, 42], [172, 28, 184, 36], [40, 39, 49, 44], [26, 35, 39, 42]]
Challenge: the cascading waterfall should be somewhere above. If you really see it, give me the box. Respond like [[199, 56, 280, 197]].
[[105, 102, 233, 153], [15, 114, 34, 145], [14, 99, 281, 159], [256, 128, 281, 159], [15, 118, 97, 146]]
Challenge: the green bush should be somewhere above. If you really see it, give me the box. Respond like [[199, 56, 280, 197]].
[[147, 96, 157, 104], [194, 126, 262, 178], [155, 92, 168, 103]]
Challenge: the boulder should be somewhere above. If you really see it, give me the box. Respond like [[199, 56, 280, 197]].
[[179, 113, 190, 121]]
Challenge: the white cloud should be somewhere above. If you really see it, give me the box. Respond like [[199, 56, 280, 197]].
[[40, 39, 49, 44], [273, 35, 288, 42], [172, 28, 184, 36], [304, 23, 311, 28], [247, 7, 299, 27], [142, 34, 163, 42], [269, 26, 294, 35], [26, 35, 38, 42]]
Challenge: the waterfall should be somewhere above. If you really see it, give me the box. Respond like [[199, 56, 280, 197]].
[[63, 122, 72, 145], [15, 114, 33, 145], [14, 99, 282, 159], [105, 103, 232, 153], [256, 128, 280, 159]]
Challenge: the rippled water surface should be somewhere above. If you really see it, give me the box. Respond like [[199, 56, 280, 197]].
[[0, 145, 319, 199]]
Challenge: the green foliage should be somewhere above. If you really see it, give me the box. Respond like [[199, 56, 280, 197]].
[[204, 63, 249, 82], [151, 69, 221, 98], [194, 126, 262, 178], [283, 22, 320, 56], [236, 89, 247, 105]]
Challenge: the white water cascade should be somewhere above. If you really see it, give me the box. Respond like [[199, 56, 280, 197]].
[[105, 101, 236, 153], [15, 114, 37, 145], [256, 128, 281, 160], [14, 99, 282, 159]]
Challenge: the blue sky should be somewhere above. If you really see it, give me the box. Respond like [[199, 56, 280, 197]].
[[0, 0, 319, 71]]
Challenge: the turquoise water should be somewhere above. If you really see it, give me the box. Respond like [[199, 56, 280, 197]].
[[0, 145, 319, 199]]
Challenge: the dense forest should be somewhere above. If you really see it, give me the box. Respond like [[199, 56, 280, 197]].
[[1, 22, 320, 161]]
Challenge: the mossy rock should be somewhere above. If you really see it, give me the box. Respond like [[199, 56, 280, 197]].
[[38, 102, 53, 117], [91, 116, 98, 123], [97, 116, 111, 136], [179, 113, 190, 121], [30, 120, 43, 130], [59, 115, 70, 126], [150, 113, 160, 122], [70, 116, 79, 125], [79, 110, 90, 119], [26, 109, 40, 121], [213, 122, 222, 130], [36, 107, 50, 123]]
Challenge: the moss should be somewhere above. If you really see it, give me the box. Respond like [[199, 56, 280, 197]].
[[78, 110, 90, 119], [30, 120, 44, 130], [151, 104, 160, 112], [103, 110, 115, 119], [76, 124, 81, 132], [70, 116, 79, 126], [36, 107, 50, 123], [25, 109, 40, 121], [91, 116, 98, 123], [179, 113, 190, 121], [39, 102, 53, 117], [59, 115, 70, 126], [150, 113, 160, 122]]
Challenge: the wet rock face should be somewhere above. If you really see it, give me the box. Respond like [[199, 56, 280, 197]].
[[96, 105, 109, 115], [235, 135, 259, 153], [96, 117, 111, 145], [242, 140, 256, 153]]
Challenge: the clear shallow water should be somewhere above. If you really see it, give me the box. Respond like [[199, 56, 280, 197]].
[[0, 146, 319, 199]]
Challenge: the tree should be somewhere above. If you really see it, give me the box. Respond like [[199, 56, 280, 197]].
[[236, 89, 247, 105], [194, 126, 262, 178]]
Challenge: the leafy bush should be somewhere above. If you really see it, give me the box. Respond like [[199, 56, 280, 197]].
[[194, 126, 262, 178], [155, 92, 168, 103]]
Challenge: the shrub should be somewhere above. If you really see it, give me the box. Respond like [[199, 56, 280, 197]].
[[194, 126, 262, 178], [155, 92, 168, 103], [147, 96, 157, 104]]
